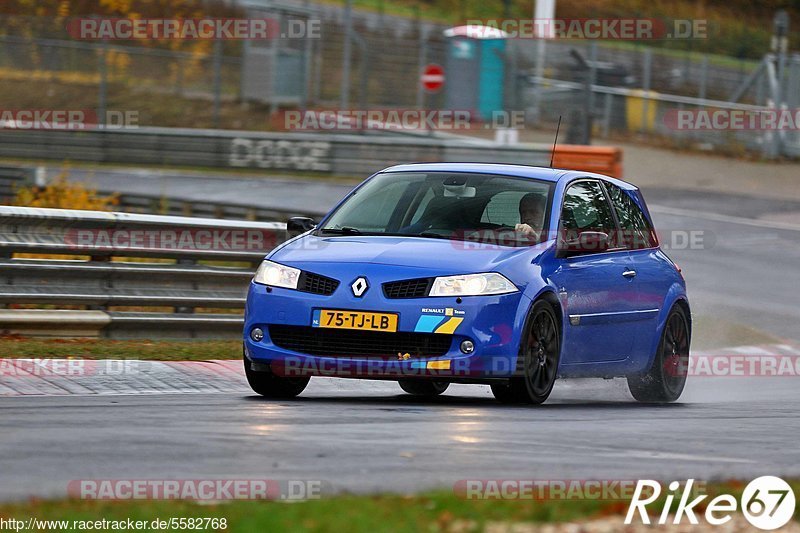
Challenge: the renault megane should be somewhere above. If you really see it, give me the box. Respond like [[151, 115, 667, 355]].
[[243, 163, 690, 404]]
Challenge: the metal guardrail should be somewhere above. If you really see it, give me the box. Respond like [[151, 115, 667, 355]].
[[0, 166, 33, 203], [0, 206, 285, 339], [0, 126, 555, 176], [113, 192, 323, 221]]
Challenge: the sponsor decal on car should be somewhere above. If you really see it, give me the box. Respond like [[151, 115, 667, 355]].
[[414, 307, 466, 334]]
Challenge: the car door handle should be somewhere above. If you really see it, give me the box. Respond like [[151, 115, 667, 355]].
[[622, 269, 637, 279]]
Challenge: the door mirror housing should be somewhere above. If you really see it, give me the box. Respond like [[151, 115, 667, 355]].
[[286, 217, 316, 238], [557, 231, 610, 258]]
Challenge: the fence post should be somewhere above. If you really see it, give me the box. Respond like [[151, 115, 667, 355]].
[[340, 0, 353, 109], [698, 55, 708, 100], [787, 54, 800, 108], [416, 14, 427, 110], [98, 40, 108, 127], [787, 55, 800, 156], [602, 93, 612, 138], [212, 38, 222, 129], [640, 47, 652, 133], [174, 58, 184, 95], [302, 18, 314, 109], [587, 41, 597, 143], [312, 35, 322, 104]]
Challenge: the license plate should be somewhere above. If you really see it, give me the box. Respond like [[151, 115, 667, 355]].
[[313, 309, 398, 332]]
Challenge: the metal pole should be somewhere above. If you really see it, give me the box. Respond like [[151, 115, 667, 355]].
[[532, 39, 546, 126], [507, 40, 518, 111], [212, 38, 222, 129], [764, 58, 780, 159], [787, 55, 800, 108], [416, 19, 427, 109], [302, 20, 314, 109], [313, 35, 323, 103], [351, 32, 368, 110], [641, 48, 652, 133], [602, 92, 612, 138], [698, 55, 708, 100], [268, 11, 280, 115], [532, 0, 555, 126], [587, 41, 597, 143], [340, 0, 353, 109], [98, 40, 107, 128]]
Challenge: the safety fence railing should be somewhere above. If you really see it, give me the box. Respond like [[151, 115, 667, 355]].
[[0, 205, 285, 339], [0, 126, 562, 176]]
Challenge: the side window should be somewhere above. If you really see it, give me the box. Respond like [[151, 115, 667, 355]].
[[606, 183, 657, 249], [560, 181, 616, 241]]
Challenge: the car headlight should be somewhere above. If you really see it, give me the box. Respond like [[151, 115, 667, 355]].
[[429, 273, 517, 297], [253, 260, 301, 289]]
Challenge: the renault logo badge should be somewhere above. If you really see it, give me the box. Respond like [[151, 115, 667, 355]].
[[351, 277, 369, 297]]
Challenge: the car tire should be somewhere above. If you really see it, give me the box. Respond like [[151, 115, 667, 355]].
[[398, 379, 449, 396], [243, 350, 310, 398], [489, 382, 520, 403], [491, 300, 561, 405], [627, 305, 690, 403]]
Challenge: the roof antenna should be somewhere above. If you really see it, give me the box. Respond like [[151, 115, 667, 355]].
[[549, 115, 562, 168]]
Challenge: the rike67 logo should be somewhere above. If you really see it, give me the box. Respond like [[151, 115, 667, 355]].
[[626, 477, 796, 530]]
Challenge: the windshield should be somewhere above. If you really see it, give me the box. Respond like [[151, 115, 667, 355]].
[[318, 172, 554, 246]]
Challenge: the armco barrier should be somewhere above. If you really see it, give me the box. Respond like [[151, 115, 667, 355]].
[[0, 127, 623, 178], [0, 206, 283, 339], [0, 166, 34, 203]]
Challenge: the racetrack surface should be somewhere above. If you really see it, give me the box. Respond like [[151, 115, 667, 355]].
[[3, 159, 800, 502], [1, 373, 798, 501]]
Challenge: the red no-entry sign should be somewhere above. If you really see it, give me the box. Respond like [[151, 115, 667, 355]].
[[421, 64, 445, 92]]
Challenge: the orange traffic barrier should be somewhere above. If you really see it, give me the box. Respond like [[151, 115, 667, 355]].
[[552, 145, 623, 178]]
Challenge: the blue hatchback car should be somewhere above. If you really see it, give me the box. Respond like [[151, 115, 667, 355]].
[[243, 163, 690, 404]]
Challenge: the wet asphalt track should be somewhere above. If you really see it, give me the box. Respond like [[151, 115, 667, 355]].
[[1, 376, 799, 501], [2, 173, 800, 501]]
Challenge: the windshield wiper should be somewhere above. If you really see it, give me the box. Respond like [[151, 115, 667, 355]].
[[379, 231, 450, 239], [319, 226, 363, 235], [415, 232, 450, 239]]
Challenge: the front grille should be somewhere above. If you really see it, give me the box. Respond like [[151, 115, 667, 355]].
[[269, 325, 452, 358], [298, 272, 339, 296], [383, 278, 433, 299]]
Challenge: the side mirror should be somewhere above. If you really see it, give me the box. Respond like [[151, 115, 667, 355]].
[[557, 231, 610, 258], [286, 217, 316, 238]]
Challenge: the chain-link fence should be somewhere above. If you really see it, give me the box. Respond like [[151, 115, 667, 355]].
[[0, 10, 797, 157]]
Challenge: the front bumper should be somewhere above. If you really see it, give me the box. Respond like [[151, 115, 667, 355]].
[[243, 281, 531, 380]]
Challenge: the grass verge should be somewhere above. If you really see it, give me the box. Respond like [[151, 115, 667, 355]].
[[0, 336, 240, 360], [1, 481, 798, 532]]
